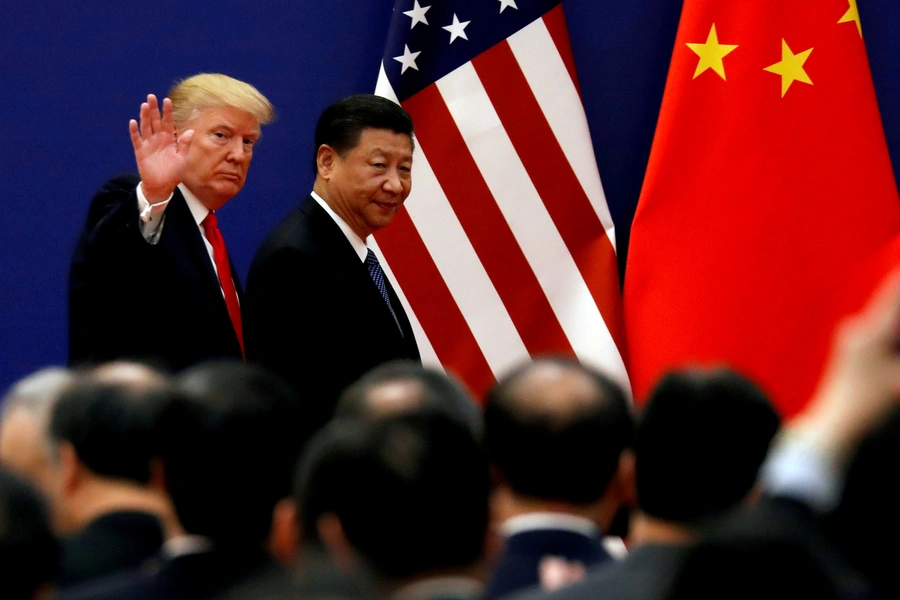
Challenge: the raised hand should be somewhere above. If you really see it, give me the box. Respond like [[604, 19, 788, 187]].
[[129, 94, 195, 203]]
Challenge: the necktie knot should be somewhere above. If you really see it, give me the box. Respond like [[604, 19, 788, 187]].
[[202, 211, 219, 234]]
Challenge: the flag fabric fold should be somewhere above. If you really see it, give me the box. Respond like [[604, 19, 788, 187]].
[[373, 0, 629, 398]]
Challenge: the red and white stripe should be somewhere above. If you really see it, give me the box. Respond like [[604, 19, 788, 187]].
[[374, 5, 629, 398]]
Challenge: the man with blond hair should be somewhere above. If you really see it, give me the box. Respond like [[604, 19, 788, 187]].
[[69, 73, 274, 371]]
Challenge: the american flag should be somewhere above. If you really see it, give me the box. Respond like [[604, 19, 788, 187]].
[[371, 0, 629, 397]]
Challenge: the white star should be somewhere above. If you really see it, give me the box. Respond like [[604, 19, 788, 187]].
[[498, 0, 518, 13], [403, 0, 430, 29], [393, 44, 422, 74], [442, 13, 470, 44]]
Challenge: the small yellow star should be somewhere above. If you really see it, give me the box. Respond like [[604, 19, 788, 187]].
[[763, 39, 813, 97], [838, 0, 863, 38], [686, 24, 738, 80]]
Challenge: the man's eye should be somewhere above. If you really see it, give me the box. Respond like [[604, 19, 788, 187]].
[[243, 139, 256, 147]]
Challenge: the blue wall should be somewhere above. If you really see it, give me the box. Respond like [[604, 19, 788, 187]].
[[3, 0, 898, 393]]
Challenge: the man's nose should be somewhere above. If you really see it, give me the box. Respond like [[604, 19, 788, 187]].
[[383, 170, 403, 193], [226, 139, 247, 161]]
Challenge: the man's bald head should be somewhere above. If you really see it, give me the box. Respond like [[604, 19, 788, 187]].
[[484, 357, 633, 504], [0, 368, 75, 493]]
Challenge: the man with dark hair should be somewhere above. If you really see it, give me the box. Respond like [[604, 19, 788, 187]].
[[336, 360, 482, 435], [515, 368, 780, 600], [0, 467, 59, 600], [482, 357, 634, 600], [289, 411, 490, 600], [246, 94, 421, 436], [44, 363, 178, 589], [60, 360, 301, 600]]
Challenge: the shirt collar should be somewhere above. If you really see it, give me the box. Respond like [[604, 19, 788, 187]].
[[178, 183, 210, 226], [500, 513, 600, 538], [162, 534, 213, 559], [311, 191, 369, 262]]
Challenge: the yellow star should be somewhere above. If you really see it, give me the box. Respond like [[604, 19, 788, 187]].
[[838, 0, 863, 37], [686, 24, 738, 80], [763, 39, 813, 97]]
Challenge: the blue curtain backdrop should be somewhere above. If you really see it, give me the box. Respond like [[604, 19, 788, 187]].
[[2, 0, 897, 393]]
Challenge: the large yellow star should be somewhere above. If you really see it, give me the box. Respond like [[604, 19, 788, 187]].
[[838, 0, 863, 38], [763, 39, 813, 97], [686, 24, 738, 80]]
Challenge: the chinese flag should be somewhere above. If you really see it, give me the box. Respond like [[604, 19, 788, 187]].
[[624, 0, 900, 416]]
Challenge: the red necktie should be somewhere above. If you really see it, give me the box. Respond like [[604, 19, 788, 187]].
[[201, 212, 244, 357]]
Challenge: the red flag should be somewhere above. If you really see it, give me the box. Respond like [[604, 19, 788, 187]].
[[624, 0, 900, 415]]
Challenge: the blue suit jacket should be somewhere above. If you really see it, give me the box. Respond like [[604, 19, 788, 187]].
[[485, 528, 614, 600]]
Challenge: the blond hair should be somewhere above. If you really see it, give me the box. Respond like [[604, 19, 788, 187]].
[[168, 73, 275, 128]]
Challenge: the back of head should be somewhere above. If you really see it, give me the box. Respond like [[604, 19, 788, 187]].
[[169, 73, 274, 128], [313, 94, 413, 172], [296, 412, 490, 580], [826, 407, 900, 596], [163, 360, 301, 547], [336, 361, 482, 436], [0, 467, 58, 600], [635, 368, 780, 523], [49, 364, 171, 485], [0, 368, 74, 487], [483, 357, 633, 504], [665, 506, 842, 600]]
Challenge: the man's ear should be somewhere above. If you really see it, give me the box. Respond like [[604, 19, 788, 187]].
[[317, 145, 337, 180], [57, 442, 82, 495], [268, 497, 299, 565], [317, 512, 357, 574]]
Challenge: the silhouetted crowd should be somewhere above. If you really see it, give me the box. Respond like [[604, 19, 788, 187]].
[[3, 273, 900, 600]]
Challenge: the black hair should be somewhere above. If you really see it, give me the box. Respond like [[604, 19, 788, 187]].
[[336, 360, 482, 436], [313, 94, 413, 174], [635, 368, 780, 522], [161, 360, 302, 547], [49, 374, 169, 484], [483, 357, 633, 504], [295, 412, 489, 580], [0, 467, 58, 600]]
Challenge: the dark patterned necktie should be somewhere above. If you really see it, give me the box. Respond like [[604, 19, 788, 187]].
[[366, 248, 402, 334]]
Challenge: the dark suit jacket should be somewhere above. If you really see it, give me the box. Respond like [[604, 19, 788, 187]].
[[485, 528, 614, 600], [56, 547, 292, 600], [245, 195, 420, 433], [69, 174, 243, 371], [56, 511, 165, 589]]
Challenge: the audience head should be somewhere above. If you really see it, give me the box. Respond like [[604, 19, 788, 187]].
[[295, 412, 490, 582], [826, 407, 900, 596], [0, 467, 58, 600], [635, 368, 780, 523], [336, 361, 481, 435], [0, 368, 74, 497], [49, 362, 170, 487], [484, 357, 633, 506], [163, 360, 301, 548]]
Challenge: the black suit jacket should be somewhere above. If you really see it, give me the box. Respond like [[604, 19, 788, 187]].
[[56, 511, 165, 589], [485, 528, 614, 600], [69, 174, 243, 371], [245, 195, 420, 433], [57, 547, 292, 600]]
